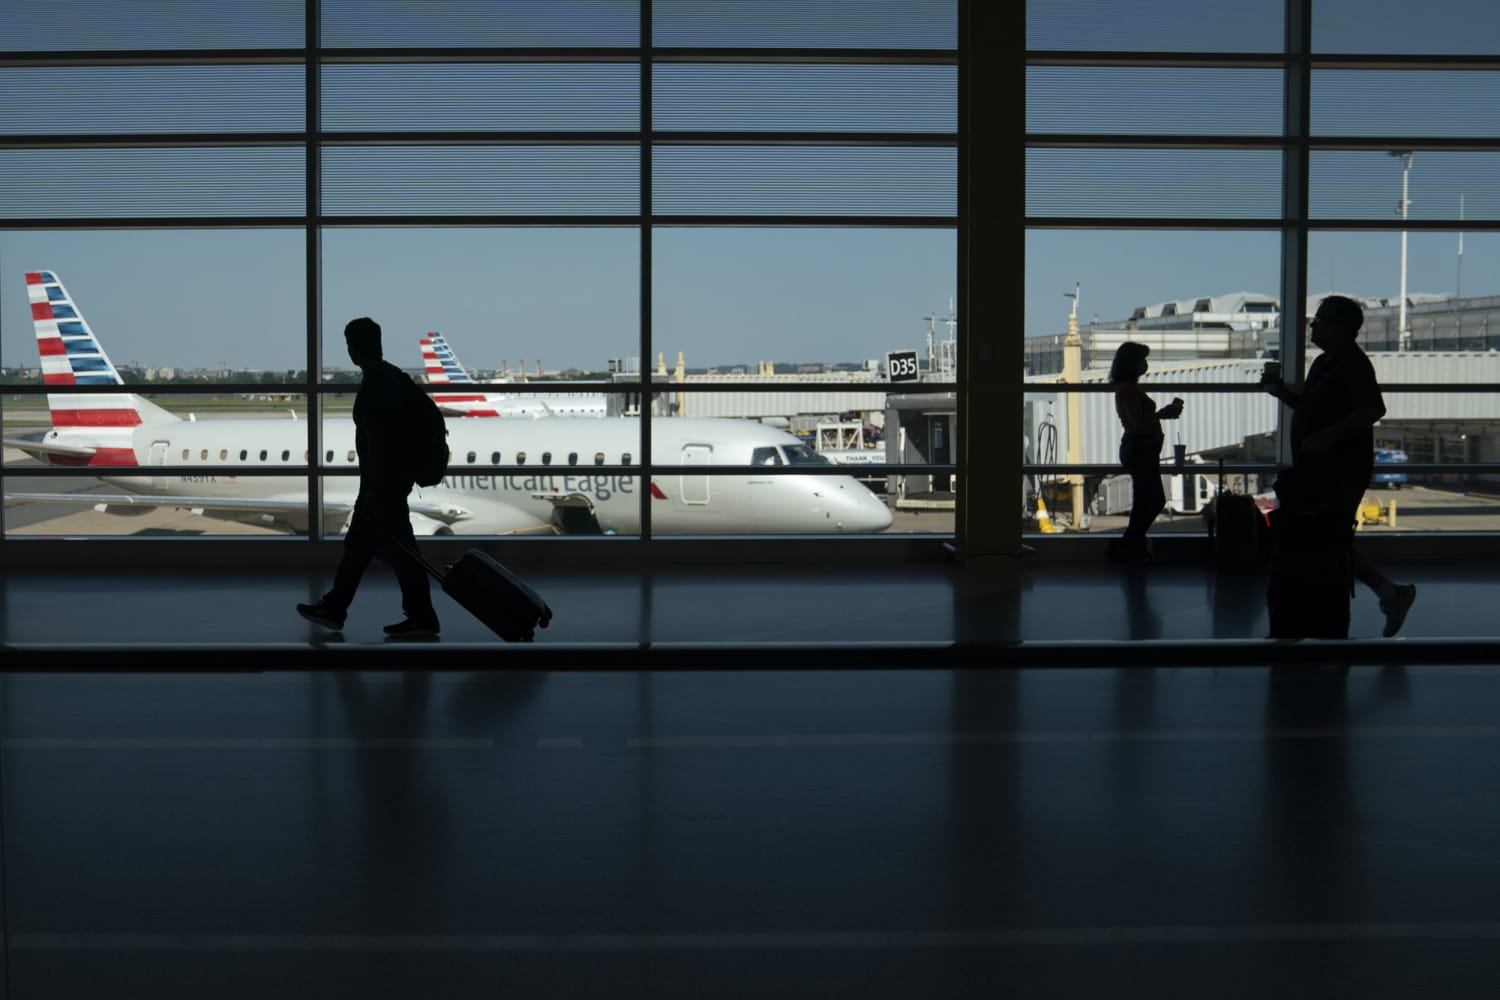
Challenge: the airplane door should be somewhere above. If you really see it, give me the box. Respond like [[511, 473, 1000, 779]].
[[148, 440, 170, 490], [680, 444, 711, 505]]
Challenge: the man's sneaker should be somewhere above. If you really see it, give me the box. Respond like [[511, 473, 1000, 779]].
[[297, 602, 345, 630], [1380, 583, 1417, 638], [383, 618, 440, 639]]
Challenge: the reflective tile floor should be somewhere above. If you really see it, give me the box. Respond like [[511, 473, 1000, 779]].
[[2, 558, 1500, 997]]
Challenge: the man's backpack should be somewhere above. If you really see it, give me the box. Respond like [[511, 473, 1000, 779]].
[[402, 377, 450, 487]]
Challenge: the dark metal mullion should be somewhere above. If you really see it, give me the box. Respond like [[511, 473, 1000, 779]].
[[639, 2, 653, 544], [1274, 0, 1312, 471], [305, 0, 322, 543], [0, 214, 959, 230], [1027, 134, 1500, 152]]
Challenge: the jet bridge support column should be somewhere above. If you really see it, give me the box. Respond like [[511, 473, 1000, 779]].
[[1062, 312, 1086, 529]]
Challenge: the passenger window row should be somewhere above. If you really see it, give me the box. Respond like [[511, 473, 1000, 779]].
[[176, 448, 636, 466]]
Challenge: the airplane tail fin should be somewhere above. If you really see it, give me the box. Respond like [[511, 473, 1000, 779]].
[[424, 332, 475, 384], [28, 270, 177, 429]]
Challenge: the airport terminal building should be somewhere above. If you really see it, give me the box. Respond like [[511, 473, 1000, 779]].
[[5, 4, 1500, 998]]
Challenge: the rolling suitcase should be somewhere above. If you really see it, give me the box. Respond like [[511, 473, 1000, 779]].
[[1210, 459, 1268, 570], [401, 542, 553, 642]]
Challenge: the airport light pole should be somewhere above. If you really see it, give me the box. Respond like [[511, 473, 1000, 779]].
[[1392, 151, 1413, 350]]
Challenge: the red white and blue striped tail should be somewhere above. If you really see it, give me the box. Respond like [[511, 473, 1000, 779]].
[[28, 270, 176, 432]]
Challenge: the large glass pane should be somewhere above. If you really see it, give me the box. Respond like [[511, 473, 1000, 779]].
[[1307, 232, 1500, 353], [321, 65, 638, 133], [0, 149, 303, 219], [654, 146, 955, 216], [322, 0, 638, 48], [1314, 0, 1500, 55], [1021, 388, 1281, 535], [1313, 70, 1500, 138], [2, 66, 304, 135], [1025, 230, 1282, 367], [321, 227, 638, 383], [1027, 0, 1282, 53], [654, 65, 956, 133], [1310, 151, 1500, 221], [654, 0, 956, 49], [321, 146, 637, 216], [1027, 67, 1283, 136], [4, 391, 312, 537], [653, 228, 956, 374], [1027, 149, 1282, 219], [8, 0, 303, 50], [0, 230, 307, 380]]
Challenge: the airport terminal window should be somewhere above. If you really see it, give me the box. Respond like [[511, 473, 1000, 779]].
[[2, 1, 963, 546], [1022, 0, 1500, 542]]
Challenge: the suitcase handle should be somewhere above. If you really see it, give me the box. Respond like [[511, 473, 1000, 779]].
[[385, 532, 448, 584]]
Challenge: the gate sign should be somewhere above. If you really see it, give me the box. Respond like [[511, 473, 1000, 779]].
[[887, 350, 920, 383]]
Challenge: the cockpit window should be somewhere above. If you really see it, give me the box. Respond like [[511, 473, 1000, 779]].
[[781, 444, 830, 466], [751, 446, 783, 466]]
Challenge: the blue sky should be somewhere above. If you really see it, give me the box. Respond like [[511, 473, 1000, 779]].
[[6, 0, 1499, 369]]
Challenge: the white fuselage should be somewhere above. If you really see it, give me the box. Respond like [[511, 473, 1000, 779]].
[[83, 415, 894, 535]]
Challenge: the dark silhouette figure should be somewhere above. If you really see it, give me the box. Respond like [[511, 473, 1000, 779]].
[[1107, 341, 1183, 564], [298, 317, 440, 638], [1263, 295, 1416, 637]]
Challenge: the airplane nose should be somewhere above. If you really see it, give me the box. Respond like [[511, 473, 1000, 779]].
[[833, 481, 892, 532]]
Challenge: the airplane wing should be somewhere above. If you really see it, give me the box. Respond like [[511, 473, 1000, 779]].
[[3, 436, 98, 459]]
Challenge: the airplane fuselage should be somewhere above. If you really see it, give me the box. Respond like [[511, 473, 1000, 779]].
[[78, 415, 893, 535]]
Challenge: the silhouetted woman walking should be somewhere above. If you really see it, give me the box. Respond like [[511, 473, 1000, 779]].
[[1108, 342, 1182, 564]]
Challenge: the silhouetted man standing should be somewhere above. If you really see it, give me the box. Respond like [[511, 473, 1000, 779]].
[[1264, 295, 1416, 636], [298, 317, 440, 638]]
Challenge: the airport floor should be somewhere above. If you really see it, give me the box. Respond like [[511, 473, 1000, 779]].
[[3, 556, 1500, 997]]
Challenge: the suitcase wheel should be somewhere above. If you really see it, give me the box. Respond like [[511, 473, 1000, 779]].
[[520, 629, 535, 642], [540, 608, 553, 629]]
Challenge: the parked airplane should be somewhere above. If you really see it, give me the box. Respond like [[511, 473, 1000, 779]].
[[4, 271, 894, 536], [421, 332, 607, 419]]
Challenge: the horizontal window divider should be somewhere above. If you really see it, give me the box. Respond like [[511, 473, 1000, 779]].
[[1025, 51, 1287, 70], [647, 465, 951, 476], [1027, 134, 1287, 149], [0, 216, 312, 230], [641, 381, 956, 393], [1031, 218, 1500, 232], [1025, 463, 1500, 476], [1, 134, 309, 150], [1306, 219, 1500, 231], [1305, 54, 1500, 71], [1026, 217, 1285, 230], [0, 49, 309, 68], [649, 214, 959, 227], [1022, 382, 1273, 393], [319, 48, 644, 64], [650, 48, 958, 66], [320, 131, 640, 145], [1308, 137, 1500, 152], [3, 465, 321, 477], [651, 132, 957, 146], [0, 214, 955, 230]]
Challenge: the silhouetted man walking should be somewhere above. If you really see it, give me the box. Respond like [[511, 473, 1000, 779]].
[[298, 317, 440, 638], [1264, 295, 1416, 636]]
